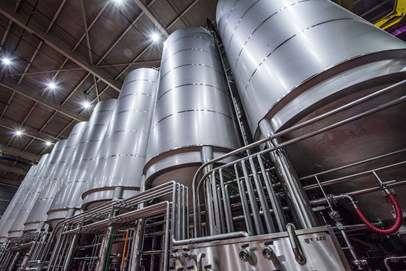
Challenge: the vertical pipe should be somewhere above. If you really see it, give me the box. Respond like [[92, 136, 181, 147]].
[[248, 156, 276, 233], [219, 169, 234, 233], [234, 164, 254, 236], [201, 146, 215, 236], [63, 235, 79, 271], [8, 251, 20, 271], [258, 155, 286, 231], [259, 120, 318, 229], [211, 171, 222, 234], [217, 186, 226, 233], [241, 160, 264, 235]]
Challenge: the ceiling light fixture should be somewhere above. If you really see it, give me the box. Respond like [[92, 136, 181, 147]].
[[151, 33, 160, 42], [1, 57, 12, 66], [47, 81, 57, 90], [112, 0, 124, 6], [15, 130, 23, 136], [83, 101, 91, 109], [45, 141, 52, 146]]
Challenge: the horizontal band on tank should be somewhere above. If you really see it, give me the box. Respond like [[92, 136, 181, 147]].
[[115, 109, 151, 115], [84, 123, 108, 130], [122, 78, 157, 88], [240, 18, 365, 91], [160, 63, 224, 80], [255, 50, 406, 138], [79, 139, 103, 144], [144, 144, 237, 170], [98, 154, 146, 160], [158, 83, 228, 100], [154, 109, 233, 126], [104, 129, 148, 137], [82, 186, 140, 198], [224, 0, 320, 54], [119, 92, 153, 100], [71, 158, 97, 162], [161, 48, 220, 66], [91, 108, 115, 114], [166, 34, 214, 49]]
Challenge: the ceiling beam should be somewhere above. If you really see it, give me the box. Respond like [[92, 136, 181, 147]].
[[0, 144, 40, 162], [0, 179, 19, 188], [0, 164, 27, 176], [133, 0, 169, 38], [0, 117, 59, 142], [0, 80, 87, 122], [0, 1, 122, 92]]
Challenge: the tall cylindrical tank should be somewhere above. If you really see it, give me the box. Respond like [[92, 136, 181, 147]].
[[82, 69, 159, 209], [144, 27, 241, 188], [0, 166, 36, 242], [7, 154, 49, 238], [216, 0, 406, 225], [24, 140, 67, 231], [56, 99, 116, 212], [45, 122, 88, 223]]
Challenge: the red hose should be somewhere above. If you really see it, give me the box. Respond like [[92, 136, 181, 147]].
[[354, 193, 403, 234]]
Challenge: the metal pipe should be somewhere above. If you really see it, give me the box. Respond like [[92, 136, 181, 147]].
[[234, 164, 254, 236], [193, 94, 406, 230], [258, 155, 286, 231], [384, 255, 406, 271], [8, 251, 20, 271], [172, 231, 248, 246], [219, 168, 234, 233], [63, 234, 79, 271], [241, 160, 264, 234], [249, 156, 275, 233]]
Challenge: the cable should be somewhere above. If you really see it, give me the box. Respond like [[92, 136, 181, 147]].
[[354, 193, 403, 235]]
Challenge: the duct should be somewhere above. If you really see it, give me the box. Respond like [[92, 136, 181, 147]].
[[0, 166, 36, 243], [58, 99, 116, 212], [46, 122, 88, 222], [144, 27, 242, 189], [82, 68, 159, 208], [216, 0, 406, 225], [24, 140, 68, 232], [7, 154, 49, 238]]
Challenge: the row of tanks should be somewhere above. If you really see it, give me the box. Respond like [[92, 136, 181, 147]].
[[0, 39, 241, 242], [0, 0, 405, 268]]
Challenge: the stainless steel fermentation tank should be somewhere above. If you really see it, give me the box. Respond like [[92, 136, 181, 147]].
[[24, 140, 68, 231], [144, 27, 242, 188], [216, 0, 406, 227], [46, 122, 88, 221], [0, 165, 37, 243], [56, 100, 116, 212], [82, 68, 159, 208], [7, 154, 49, 238]]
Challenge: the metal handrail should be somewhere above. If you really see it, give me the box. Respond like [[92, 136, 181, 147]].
[[192, 78, 406, 237]]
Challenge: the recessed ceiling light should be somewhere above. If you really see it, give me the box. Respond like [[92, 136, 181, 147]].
[[151, 33, 160, 42], [45, 141, 52, 146], [1, 57, 12, 65], [15, 130, 23, 136], [83, 101, 91, 109], [112, 0, 124, 6], [47, 81, 57, 90]]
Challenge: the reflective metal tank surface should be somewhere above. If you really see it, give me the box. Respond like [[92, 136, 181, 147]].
[[144, 27, 241, 188], [47, 122, 88, 221], [24, 140, 68, 231], [7, 154, 49, 237], [0, 166, 36, 242], [216, 0, 406, 137], [59, 100, 116, 211], [82, 69, 159, 209], [216, 0, 406, 224]]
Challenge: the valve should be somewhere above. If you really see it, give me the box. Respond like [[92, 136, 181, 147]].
[[182, 248, 193, 261], [238, 244, 251, 262], [170, 250, 181, 262]]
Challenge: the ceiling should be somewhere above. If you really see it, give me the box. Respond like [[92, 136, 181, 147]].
[[0, 0, 404, 204]]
